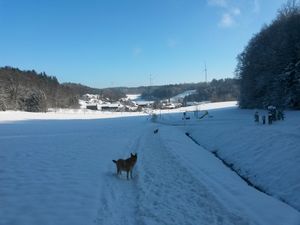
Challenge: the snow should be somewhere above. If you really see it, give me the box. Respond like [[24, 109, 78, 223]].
[[0, 101, 299, 225], [183, 107, 300, 211], [126, 94, 141, 101], [154, 101, 237, 114], [0, 109, 146, 123], [169, 89, 196, 102]]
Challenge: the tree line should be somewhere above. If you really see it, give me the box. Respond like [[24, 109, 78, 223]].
[[63, 83, 125, 102], [0, 67, 131, 112], [0, 67, 79, 112], [236, 0, 300, 109], [141, 78, 239, 103]]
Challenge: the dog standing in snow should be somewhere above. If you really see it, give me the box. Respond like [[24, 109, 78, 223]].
[[112, 153, 137, 180]]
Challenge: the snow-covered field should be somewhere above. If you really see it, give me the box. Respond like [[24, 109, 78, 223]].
[[0, 102, 299, 225], [0, 109, 146, 122]]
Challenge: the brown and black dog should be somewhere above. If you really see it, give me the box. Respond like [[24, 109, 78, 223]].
[[112, 153, 137, 179]]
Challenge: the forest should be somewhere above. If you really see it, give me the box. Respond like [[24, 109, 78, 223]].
[[141, 78, 239, 103], [0, 67, 129, 112], [0, 67, 78, 112], [236, 0, 300, 109]]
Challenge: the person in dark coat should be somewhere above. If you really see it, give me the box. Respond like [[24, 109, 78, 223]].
[[254, 111, 259, 123], [268, 112, 273, 124], [262, 115, 266, 124]]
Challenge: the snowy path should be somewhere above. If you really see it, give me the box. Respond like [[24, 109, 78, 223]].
[[94, 122, 249, 225], [96, 136, 142, 225], [96, 167, 139, 225], [136, 126, 249, 225]]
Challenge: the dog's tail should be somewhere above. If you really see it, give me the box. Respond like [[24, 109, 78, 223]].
[[112, 160, 117, 163]]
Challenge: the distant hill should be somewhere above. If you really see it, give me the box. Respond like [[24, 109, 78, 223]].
[[62, 83, 126, 102], [141, 79, 239, 103], [62, 83, 103, 96]]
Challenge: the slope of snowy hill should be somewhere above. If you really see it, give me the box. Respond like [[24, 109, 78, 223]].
[[169, 89, 197, 102], [0, 102, 299, 225], [185, 108, 300, 211]]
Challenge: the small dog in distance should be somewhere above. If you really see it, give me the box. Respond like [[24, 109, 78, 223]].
[[112, 153, 137, 180], [154, 129, 159, 134]]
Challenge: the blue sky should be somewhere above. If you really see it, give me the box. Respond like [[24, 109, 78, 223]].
[[0, 0, 287, 88]]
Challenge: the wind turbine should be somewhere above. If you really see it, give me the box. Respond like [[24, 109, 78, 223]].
[[204, 62, 208, 83]]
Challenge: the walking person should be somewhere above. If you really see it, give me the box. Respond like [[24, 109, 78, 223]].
[[262, 115, 266, 124], [254, 111, 259, 123]]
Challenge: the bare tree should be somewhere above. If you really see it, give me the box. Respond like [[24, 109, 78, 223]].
[[278, 0, 300, 18]]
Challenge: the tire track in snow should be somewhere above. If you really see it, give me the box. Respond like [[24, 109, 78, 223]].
[[95, 135, 143, 225], [136, 126, 249, 225], [95, 173, 138, 225]]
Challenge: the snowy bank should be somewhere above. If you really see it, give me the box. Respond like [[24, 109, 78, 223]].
[[174, 107, 300, 212]]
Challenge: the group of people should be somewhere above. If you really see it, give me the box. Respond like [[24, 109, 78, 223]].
[[254, 106, 285, 125]]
